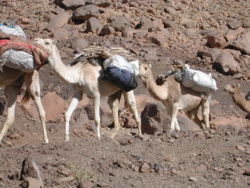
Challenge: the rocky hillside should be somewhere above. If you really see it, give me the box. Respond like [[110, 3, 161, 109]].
[[0, 0, 250, 187]]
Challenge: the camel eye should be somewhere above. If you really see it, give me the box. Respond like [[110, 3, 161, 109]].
[[45, 41, 50, 45]]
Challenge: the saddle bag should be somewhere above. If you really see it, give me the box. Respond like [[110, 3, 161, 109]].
[[102, 55, 139, 92], [182, 64, 218, 93]]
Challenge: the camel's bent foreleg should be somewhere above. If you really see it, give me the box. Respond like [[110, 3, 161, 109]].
[[123, 90, 142, 137], [65, 91, 82, 141]]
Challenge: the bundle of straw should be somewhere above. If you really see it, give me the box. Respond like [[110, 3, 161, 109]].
[[73, 46, 137, 65]]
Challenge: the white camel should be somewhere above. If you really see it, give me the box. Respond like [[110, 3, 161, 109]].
[[0, 67, 49, 144], [139, 63, 211, 132], [34, 38, 142, 141]]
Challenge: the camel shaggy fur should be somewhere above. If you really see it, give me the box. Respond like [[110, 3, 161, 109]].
[[34, 38, 142, 141], [0, 67, 49, 144], [139, 63, 211, 132]]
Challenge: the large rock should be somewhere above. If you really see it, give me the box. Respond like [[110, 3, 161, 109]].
[[213, 51, 241, 75], [109, 15, 131, 32], [72, 5, 100, 23], [21, 92, 68, 123], [70, 38, 89, 52], [230, 31, 250, 55], [141, 103, 162, 135], [60, 0, 85, 9], [53, 27, 72, 39], [206, 33, 227, 48], [99, 25, 115, 36], [20, 157, 43, 186], [225, 27, 245, 42], [86, 17, 103, 34], [46, 11, 72, 32]]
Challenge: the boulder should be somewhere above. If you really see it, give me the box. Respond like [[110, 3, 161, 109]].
[[60, 0, 85, 9], [86, 17, 103, 34], [206, 34, 227, 48], [21, 92, 68, 123], [70, 38, 89, 52], [20, 157, 43, 186], [225, 27, 245, 42], [109, 15, 131, 32], [213, 51, 241, 75], [72, 5, 100, 23], [141, 103, 162, 135], [53, 27, 72, 39], [230, 31, 250, 55], [46, 11, 72, 32], [99, 25, 115, 36]]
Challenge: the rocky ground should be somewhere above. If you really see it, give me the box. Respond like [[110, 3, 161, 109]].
[[0, 0, 249, 187]]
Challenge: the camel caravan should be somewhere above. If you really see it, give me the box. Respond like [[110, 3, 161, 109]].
[[3, 21, 246, 145]]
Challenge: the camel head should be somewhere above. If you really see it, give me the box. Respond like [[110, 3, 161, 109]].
[[224, 84, 241, 94], [34, 38, 56, 52], [139, 63, 152, 82]]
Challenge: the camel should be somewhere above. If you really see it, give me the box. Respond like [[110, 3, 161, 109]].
[[139, 63, 211, 132], [33, 38, 142, 141], [0, 66, 49, 144], [224, 84, 250, 114]]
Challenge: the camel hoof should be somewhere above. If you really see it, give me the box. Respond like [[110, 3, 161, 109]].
[[45, 139, 49, 144], [65, 137, 70, 142]]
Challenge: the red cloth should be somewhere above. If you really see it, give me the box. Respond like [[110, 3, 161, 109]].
[[0, 39, 33, 49]]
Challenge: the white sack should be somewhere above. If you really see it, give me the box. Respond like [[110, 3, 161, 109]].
[[1, 49, 36, 72], [0, 24, 27, 39], [182, 64, 218, 93], [103, 55, 140, 76]]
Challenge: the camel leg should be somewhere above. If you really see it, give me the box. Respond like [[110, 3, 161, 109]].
[[170, 102, 179, 133], [93, 95, 101, 139], [186, 106, 201, 127], [174, 119, 180, 131], [65, 91, 82, 141], [0, 85, 19, 144], [108, 91, 122, 138], [25, 71, 49, 143], [123, 90, 142, 137], [202, 99, 210, 129]]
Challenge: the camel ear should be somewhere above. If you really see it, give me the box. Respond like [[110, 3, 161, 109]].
[[148, 64, 152, 69]]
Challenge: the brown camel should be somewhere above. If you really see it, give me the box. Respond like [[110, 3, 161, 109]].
[[0, 67, 49, 144], [224, 84, 250, 114], [139, 63, 211, 132]]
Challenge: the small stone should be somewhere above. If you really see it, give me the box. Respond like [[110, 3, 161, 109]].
[[236, 145, 246, 152], [57, 176, 75, 183], [139, 163, 151, 173], [243, 168, 250, 176], [189, 176, 199, 182]]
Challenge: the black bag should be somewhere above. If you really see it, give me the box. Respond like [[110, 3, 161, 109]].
[[102, 66, 138, 92]]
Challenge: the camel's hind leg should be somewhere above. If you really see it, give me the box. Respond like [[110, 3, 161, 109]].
[[123, 90, 142, 137], [25, 71, 49, 143], [93, 94, 101, 139], [186, 105, 203, 128], [64, 91, 82, 141], [201, 97, 210, 129], [108, 91, 122, 138], [0, 84, 20, 144], [170, 102, 179, 133]]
